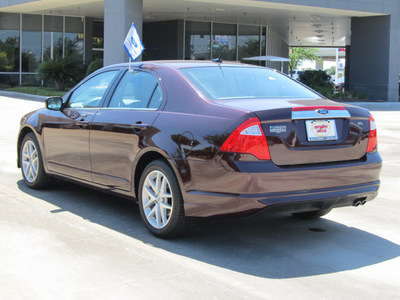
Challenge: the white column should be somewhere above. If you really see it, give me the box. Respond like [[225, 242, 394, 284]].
[[387, 15, 400, 102], [104, 0, 143, 66]]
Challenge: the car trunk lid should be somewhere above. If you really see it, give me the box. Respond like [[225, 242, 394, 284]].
[[215, 99, 371, 165]]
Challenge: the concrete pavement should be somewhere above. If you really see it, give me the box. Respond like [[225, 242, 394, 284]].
[[0, 95, 399, 299]]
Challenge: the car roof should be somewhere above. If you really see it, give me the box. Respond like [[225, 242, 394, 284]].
[[103, 60, 265, 71]]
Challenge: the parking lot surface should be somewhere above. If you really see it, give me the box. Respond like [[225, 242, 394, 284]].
[[0, 96, 399, 299]]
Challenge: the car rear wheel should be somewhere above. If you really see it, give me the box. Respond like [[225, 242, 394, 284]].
[[20, 132, 54, 189], [138, 160, 194, 238], [291, 208, 332, 219]]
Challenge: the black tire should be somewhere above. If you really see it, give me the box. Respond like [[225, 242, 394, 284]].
[[138, 160, 195, 238], [20, 132, 54, 189], [291, 208, 332, 219]]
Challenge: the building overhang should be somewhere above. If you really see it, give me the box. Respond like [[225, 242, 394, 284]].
[[0, 0, 386, 47]]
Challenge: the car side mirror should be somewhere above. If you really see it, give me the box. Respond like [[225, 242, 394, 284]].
[[45, 97, 64, 111]]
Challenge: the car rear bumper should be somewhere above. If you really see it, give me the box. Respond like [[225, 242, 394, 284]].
[[182, 152, 382, 217]]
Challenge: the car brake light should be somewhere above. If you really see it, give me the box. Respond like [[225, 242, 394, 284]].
[[220, 117, 270, 160], [367, 114, 377, 152]]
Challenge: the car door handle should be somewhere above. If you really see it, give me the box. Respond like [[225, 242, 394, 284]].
[[131, 123, 148, 130], [76, 120, 89, 127]]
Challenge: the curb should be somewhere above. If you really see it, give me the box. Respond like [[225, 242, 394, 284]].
[[0, 90, 47, 102], [346, 102, 400, 111]]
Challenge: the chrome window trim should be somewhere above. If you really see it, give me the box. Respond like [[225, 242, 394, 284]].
[[98, 107, 158, 111]]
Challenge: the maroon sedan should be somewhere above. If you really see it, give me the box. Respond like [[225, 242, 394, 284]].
[[17, 61, 382, 238]]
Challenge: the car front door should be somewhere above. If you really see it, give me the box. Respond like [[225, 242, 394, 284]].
[[90, 69, 164, 191], [43, 70, 120, 181]]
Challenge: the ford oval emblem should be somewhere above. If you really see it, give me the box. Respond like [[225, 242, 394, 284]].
[[316, 109, 329, 115]]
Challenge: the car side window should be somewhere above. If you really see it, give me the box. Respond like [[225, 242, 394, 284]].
[[108, 70, 163, 109], [67, 70, 119, 108], [148, 85, 163, 109]]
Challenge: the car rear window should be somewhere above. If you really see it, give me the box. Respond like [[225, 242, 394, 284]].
[[180, 66, 320, 100]]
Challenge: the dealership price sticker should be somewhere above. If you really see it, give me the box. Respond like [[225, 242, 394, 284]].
[[306, 119, 338, 141]]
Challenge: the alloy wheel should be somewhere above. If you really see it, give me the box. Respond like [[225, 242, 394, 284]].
[[22, 140, 39, 183], [141, 170, 173, 229]]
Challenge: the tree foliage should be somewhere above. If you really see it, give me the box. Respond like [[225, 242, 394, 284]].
[[325, 66, 336, 76], [37, 36, 85, 90], [36, 55, 83, 91], [299, 70, 333, 97], [289, 48, 320, 76], [86, 58, 103, 76], [0, 36, 19, 72]]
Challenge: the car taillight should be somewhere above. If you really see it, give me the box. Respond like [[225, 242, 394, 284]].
[[367, 114, 377, 152], [220, 117, 270, 160]]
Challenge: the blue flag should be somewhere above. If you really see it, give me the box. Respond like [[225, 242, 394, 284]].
[[123, 23, 145, 61]]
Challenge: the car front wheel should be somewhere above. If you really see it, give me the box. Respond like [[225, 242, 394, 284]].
[[20, 132, 53, 189], [138, 160, 194, 238]]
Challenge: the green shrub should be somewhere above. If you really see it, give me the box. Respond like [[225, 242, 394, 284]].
[[331, 90, 367, 101], [313, 86, 334, 99], [36, 55, 84, 91], [299, 70, 333, 98], [86, 59, 103, 76]]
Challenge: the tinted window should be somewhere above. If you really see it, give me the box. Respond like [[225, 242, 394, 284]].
[[108, 70, 162, 109], [180, 66, 320, 100], [68, 70, 118, 108]]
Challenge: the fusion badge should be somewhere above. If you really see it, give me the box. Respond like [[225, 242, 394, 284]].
[[270, 125, 287, 133]]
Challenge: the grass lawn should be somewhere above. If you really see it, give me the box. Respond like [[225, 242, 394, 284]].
[[6, 86, 68, 97]]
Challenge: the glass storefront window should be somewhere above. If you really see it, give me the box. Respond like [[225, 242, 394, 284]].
[[22, 74, 40, 86], [185, 21, 211, 60], [238, 25, 260, 62], [261, 27, 266, 66], [43, 16, 63, 61], [212, 23, 237, 61], [261, 27, 266, 56], [92, 20, 104, 61], [92, 50, 104, 60], [0, 12, 89, 86], [0, 13, 20, 72], [0, 74, 19, 87], [22, 14, 42, 72], [93, 20, 104, 49], [65, 17, 84, 60]]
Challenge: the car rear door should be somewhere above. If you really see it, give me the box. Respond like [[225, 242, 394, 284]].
[[43, 70, 120, 181], [90, 69, 164, 191]]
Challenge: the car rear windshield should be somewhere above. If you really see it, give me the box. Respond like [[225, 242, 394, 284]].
[[180, 66, 320, 100]]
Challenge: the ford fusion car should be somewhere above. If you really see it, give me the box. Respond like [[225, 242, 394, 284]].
[[17, 61, 382, 238]]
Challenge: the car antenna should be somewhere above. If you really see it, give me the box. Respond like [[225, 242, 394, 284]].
[[212, 50, 224, 63]]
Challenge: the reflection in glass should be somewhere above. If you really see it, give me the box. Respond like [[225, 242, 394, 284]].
[[22, 74, 40, 86], [22, 14, 42, 72], [0, 73, 19, 86], [68, 70, 118, 108], [65, 17, 84, 61], [185, 21, 211, 60], [0, 13, 20, 72], [261, 27, 266, 67], [109, 71, 160, 109], [238, 25, 260, 61], [92, 20, 104, 61], [44, 16, 63, 61], [180, 67, 319, 100], [212, 23, 237, 61], [93, 21, 104, 49]]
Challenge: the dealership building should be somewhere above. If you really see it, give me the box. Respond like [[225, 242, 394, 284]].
[[0, 0, 399, 101]]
